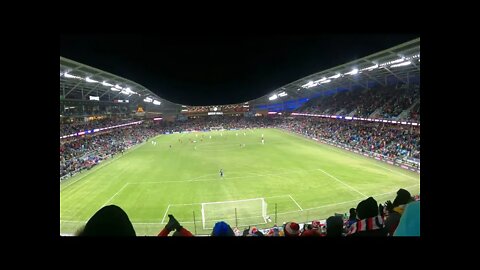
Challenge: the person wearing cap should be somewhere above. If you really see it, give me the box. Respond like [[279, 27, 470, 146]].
[[211, 221, 235, 236], [283, 222, 300, 236]]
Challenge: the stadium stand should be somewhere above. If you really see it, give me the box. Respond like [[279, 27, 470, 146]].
[[61, 38, 420, 236]]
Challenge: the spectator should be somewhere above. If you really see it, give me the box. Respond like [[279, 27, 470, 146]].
[[77, 205, 136, 236], [393, 201, 420, 236], [385, 188, 414, 236], [347, 197, 386, 236], [211, 221, 235, 236], [283, 222, 300, 236], [347, 208, 358, 228], [158, 214, 193, 236], [301, 221, 323, 237], [326, 216, 344, 237], [379, 204, 385, 220]]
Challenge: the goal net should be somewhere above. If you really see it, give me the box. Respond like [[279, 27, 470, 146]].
[[201, 198, 268, 229]]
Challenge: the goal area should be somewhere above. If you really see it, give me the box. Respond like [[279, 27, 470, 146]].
[[201, 198, 268, 229]]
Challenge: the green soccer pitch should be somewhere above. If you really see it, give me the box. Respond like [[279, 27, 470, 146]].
[[60, 128, 420, 236]]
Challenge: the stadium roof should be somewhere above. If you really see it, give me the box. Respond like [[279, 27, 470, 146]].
[[60, 37, 419, 113], [60, 57, 182, 113], [248, 37, 420, 106]]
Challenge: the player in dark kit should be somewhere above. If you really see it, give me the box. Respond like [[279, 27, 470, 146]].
[[220, 169, 224, 178]]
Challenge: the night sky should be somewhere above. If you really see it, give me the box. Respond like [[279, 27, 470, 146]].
[[60, 34, 419, 106]]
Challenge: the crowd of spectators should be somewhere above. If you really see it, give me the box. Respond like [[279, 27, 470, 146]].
[[278, 117, 420, 160], [60, 123, 163, 179], [299, 85, 420, 120], [60, 114, 420, 180], [76, 189, 420, 237], [60, 118, 134, 136]]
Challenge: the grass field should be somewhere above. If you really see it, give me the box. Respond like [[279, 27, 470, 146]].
[[60, 128, 420, 236]]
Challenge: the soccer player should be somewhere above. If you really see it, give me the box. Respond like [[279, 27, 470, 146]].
[[262, 138, 264, 144], [220, 169, 224, 178]]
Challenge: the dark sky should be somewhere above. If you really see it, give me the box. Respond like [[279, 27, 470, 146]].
[[60, 34, 419, 105]]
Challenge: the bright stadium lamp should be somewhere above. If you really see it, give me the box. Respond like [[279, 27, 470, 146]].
[[361, 64, 378, 71], [111, 87, 121, 91], [320, 79, 331, 84], [390, 61, 411, 68], [85, 77, 98, 83], [328, 74, 341, 79], [115, 84, 122, 90], [102, 81, 113, 87], [153, 100, 161, 105], [345, 68, 358, 75], [64, 73, 75, 78], [269, 94, 278, 101]]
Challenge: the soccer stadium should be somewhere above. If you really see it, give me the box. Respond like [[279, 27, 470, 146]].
[[60, 36, 420, 236]]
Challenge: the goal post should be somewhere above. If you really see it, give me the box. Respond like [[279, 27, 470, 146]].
[[201, 198, 268, 229]]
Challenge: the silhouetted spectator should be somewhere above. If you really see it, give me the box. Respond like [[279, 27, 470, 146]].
[[347, 208, 358, 228], [385, 188, 414, 236], [77, 205, 136, 236], [326, 216, 344, 236], [347, 197, 386, 236]]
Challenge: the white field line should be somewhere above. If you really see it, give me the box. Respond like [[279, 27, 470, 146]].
[[288, 195, 304, 211], [60, 183, 420, 228], [161, 204, 171, 224], [316, 168, 368, 198], [101, 183, 129, 207]]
